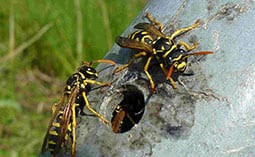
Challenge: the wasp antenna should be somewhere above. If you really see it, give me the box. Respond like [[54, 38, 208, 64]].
[[91, 59, 116, 73], [187, 51, 214, 56], [182, 51, 213, 60], [95, 59, 116, 65]]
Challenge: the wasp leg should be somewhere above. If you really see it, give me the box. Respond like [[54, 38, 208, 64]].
[[125, 112, 136, 126], [84, 79, 110, 87], [145, 12, 163, 32], [81, 91, 109, 124], [159, 63, 177, 89], [144, 56, 156, 92], [177, 41, 198, 51], [51, 95, 66, 114], [169, 19, 200, 40], [51, 103, 58, 114], [159, 63, 168, 75], [71, 104, 77, 157], [113, 51, 147, 74]]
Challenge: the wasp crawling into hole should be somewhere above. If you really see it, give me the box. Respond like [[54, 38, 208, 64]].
[[111, 85, 145, 133], [41, 60, 115, 157], [113, 12, 213, 92]]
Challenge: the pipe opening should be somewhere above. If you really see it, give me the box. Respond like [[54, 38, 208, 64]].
[[111, 85, 145, 133]]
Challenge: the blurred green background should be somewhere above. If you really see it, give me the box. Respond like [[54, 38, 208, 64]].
[[0, 0, 147, 156]]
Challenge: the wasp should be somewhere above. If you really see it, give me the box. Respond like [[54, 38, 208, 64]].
[[111, 85, 145, 133], [111, 105, 135, 133], [41, 60, 115, 157], [113, 12, 213, 91]]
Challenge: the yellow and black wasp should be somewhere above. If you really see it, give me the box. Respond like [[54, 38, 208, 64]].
[[113, 12, 213, 92], [111, 85, 145, 133], [41, 60, 115, 157]]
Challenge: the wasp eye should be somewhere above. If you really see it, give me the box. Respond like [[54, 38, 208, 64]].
[[79, 66, 97, 79], [144, 38, 152, 45], [168, 56, 173, 64]]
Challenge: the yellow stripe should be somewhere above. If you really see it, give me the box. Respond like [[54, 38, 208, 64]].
[[48, 148, 55, 152], [48, 140, 56, 145], [67, 124, 72, 131], [78, 72, 85, 79], [86, 71, 95, 76], [49, 130, 58, 136], [81, 83, 86, 88], [141, 35, 152, 43], [177, 62, 186, 71], [65, 134, 69, 140], [52, 122, 60, 127], [141, 31, 149, 35], [163, 44, 176, 58], [173, 54, 183, 61], [129, 31, 140, 39]]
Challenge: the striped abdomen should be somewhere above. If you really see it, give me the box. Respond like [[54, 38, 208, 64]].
[[47, 110, 72, 155]]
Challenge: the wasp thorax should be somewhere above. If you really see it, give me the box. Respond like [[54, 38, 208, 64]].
[[153, 38, 173, 52]]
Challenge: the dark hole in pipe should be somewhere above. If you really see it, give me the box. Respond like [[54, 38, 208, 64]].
[[111, 85, 145, 133]]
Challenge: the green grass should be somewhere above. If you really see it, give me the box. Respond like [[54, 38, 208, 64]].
[[0, 0, 147, 156]]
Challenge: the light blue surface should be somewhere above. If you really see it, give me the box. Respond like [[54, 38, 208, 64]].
[[53, 1, 255, 157]]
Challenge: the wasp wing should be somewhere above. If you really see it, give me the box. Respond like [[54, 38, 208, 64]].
[[134, 22, 165, 38], [111, 107, 126, 133], [41, 94, 67, 153], [57, 86, 79, 150], [116, 36, 153, 53], [41, 86, 79, 155]]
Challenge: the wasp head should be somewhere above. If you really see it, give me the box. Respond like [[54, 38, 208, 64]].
[[166, 48, 187, 73], [78, 65, 98, 79]]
